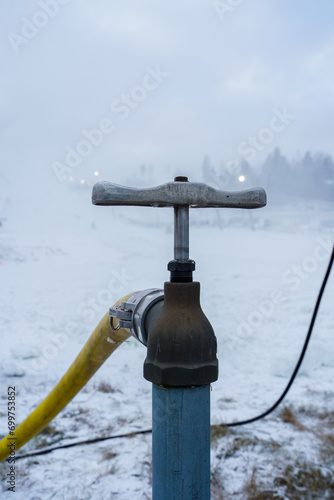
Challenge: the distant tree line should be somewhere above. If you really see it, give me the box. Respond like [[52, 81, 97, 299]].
[[202, 148, 334, 202]]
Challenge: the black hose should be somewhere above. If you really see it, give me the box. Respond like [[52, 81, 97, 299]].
[[225, 243, 334, 427]]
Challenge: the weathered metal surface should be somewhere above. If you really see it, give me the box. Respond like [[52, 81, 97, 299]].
[[144, 281, 218, 387], [92, 180, 267, 209], [174, 205, 189, 260], [152, 384, 210, 500]]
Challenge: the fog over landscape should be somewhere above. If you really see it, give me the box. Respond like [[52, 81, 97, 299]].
[[1, 1, 334, 499]]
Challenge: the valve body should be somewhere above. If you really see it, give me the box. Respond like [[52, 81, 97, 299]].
[[144, 281, 218, 387]]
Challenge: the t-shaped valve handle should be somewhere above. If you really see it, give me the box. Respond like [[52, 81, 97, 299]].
[[92, 176, 266, 279], [92, 177, 266, 209]]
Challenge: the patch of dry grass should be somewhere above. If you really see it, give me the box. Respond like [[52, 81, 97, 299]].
[[210, 424, 230, 445], [97, 381, 115, 394], [279, 405, 305, 431], [33, 423, 65, 449], [100, 450, 117, 462], [281, 462, 334, 498]]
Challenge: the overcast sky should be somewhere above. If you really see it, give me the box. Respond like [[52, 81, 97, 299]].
[[1, 0, 334, 193]]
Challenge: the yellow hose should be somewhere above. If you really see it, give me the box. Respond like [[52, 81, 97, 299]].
[[0, 293, 135, 462]]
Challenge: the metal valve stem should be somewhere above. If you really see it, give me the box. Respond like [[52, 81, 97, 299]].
[[173, 176, 190, 261], [174, 205, 189, 260]]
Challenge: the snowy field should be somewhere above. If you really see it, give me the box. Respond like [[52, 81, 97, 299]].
[[0, 185, 333, 499]]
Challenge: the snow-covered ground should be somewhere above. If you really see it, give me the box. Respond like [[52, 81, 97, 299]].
[[0, 184, 333, 499]]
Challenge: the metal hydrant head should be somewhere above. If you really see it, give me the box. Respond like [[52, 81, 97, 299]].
[[143, 281, 218, 387]]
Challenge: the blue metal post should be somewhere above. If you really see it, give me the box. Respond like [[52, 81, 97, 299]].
[[152, 384, 211, 500]]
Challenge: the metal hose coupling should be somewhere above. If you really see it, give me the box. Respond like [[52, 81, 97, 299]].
[[109, 289, 164, 346]]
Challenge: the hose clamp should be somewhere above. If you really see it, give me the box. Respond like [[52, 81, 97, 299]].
[[109, 288, 164, 346]]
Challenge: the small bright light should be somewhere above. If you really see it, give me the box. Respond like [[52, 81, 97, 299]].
[[80, 179, 85, 184], [94, 171, 99, 176], [238, 175, 246, 182], [69, 176, 74, 181]]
